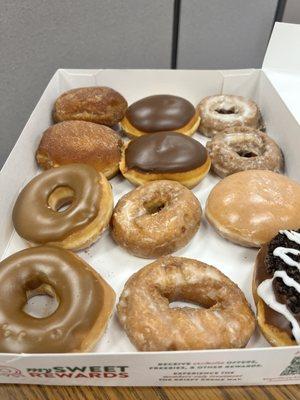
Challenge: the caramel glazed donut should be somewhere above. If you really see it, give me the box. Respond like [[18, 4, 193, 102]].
[[120, 131, 211, 189], [12, 164, 113, 250], [206, 126, 284, 178], [0, 246, 115, 353], [253, 229, 300, 346], [197, 95, 264, 137], [117, 256, 255, 351], [111, 180, 201, 258], [120, 95, 200, 137]]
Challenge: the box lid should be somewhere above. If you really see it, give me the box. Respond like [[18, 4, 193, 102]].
[[263, 22, 300, 123]]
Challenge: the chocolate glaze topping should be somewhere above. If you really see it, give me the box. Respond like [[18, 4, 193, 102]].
[[12, 164, 100, 243], [0, 246, 110, 353], [126, 95, 196, 133], [125, 131, 208, 173]]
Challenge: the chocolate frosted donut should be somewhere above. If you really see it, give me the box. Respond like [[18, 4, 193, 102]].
[[253, 230, 300, 346], [120, 95, 200, 137], [0, 246, 115, 353], [13, 164, 113, 250], [120, 132, 211, 188], [206, 127, 284, 178], [197, 95, 263, 137]]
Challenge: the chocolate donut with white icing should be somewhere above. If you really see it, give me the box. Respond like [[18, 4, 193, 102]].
[[253, 229, 300, 346]]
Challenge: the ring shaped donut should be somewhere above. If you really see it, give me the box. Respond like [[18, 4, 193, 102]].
[[206, 127, 284, 178], [117, 256, 255, 351], [197, 95, 263, 137], [111, 180, 201, 258], [0, 246, 115, 353], [13, 164, 113, 250]]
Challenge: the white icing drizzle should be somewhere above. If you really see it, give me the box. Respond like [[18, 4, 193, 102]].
[[257, 229, 300, 344]]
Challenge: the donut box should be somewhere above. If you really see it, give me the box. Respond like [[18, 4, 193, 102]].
[[0, 22, 300, 387]]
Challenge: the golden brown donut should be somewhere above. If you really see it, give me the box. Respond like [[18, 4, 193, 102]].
[[120, 95, 200, 137], [36, 121, 123, 179], [253, 230, 300, 346], [119, 132, 211, 189], [206, 127, 284, 178], [53, 86, 127, 126], [13, 164, 113, 250], [111, 180, 201, 258], [197, 95, 263, 137], [205, 170, 300, 247], [117, 256, 255, 351], [0, 246, 115, 353]]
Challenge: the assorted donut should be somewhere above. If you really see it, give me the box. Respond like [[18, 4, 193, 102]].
[[3, 84, 299, 353]]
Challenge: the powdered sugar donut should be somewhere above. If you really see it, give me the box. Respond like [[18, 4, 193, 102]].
[[197, 95, 263, 137]]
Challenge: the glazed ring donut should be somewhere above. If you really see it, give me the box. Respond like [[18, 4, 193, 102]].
[[0, 246, 115, 353], [206, 127, 284, 178], [111, 180, 201, 258], [12, 164, 113, 250], [117, 256, 255, 351], [53, 86, 127, 126], [197, 95, 263, 137], [120, 131, 211, 188], [36, 121, 123, 179], [120, 95, 200, 137]]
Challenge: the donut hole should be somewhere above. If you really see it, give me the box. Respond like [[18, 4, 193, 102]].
[[215, 106, 237, 115], [169, 300, 203, 309], [48, 186, 75, 212], [237, 150, 259, 158], [23, 283, 59, 319], [143, 199, 165, 215]]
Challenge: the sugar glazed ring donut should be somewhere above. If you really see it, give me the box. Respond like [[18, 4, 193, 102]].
[[120, 95, 200, 137], [111, 180, 201, 258], [197, 95, 263, 137], [206, 127, 284, 178], [53, 86, 127, 126], [13, 164, 113, 250], [120, 131, 211, 188], [253, 229, 300, 346], [117, 256, 255, 351], [36, 121, 123, 179], [0, 246, 115, 353]]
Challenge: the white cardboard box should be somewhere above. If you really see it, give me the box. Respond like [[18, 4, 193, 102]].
[[0, 22, 300, 386]]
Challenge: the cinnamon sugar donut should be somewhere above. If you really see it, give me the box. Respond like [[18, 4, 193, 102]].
[[197, 95, 263, 137], [117, 256, 255, 351], [206, 127, 284, 178], [111, 180, 201, 258]]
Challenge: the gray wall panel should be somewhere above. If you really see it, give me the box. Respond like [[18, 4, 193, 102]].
[[283, 0, 300, 23], [0, 0, 173, 167], [177, 0, 278, 69]]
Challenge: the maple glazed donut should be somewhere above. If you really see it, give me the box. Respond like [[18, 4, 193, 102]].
[[197, 95, 263, 137], [111, 180, 201, 258], [120, 131, 211, 188], [120, 95, 200, 137], [206, 127, 284, 178], [0, 246, 115, 353], [253, 229, 300, 346], [12, 164, 113, 250], [117, 256, 255, 351]]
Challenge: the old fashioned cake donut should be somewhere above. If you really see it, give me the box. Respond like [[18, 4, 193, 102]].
[[117, 256, 255, 351], [111, 180, 201, 258], [197, 95, 263, 137], [120, 131, 211, 188], [253, 229, 300, 346], [0, 246, 115, 353], [36, 121, 123, 179], [53, 86, 127, 126], [120, 95, 200, 137], [13, 164, 113, 250], [206, 127, 283, 178], [205, 170, 300, 247]]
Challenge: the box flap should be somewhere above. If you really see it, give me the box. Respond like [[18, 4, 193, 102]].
[[263, 22, 300, 73]]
